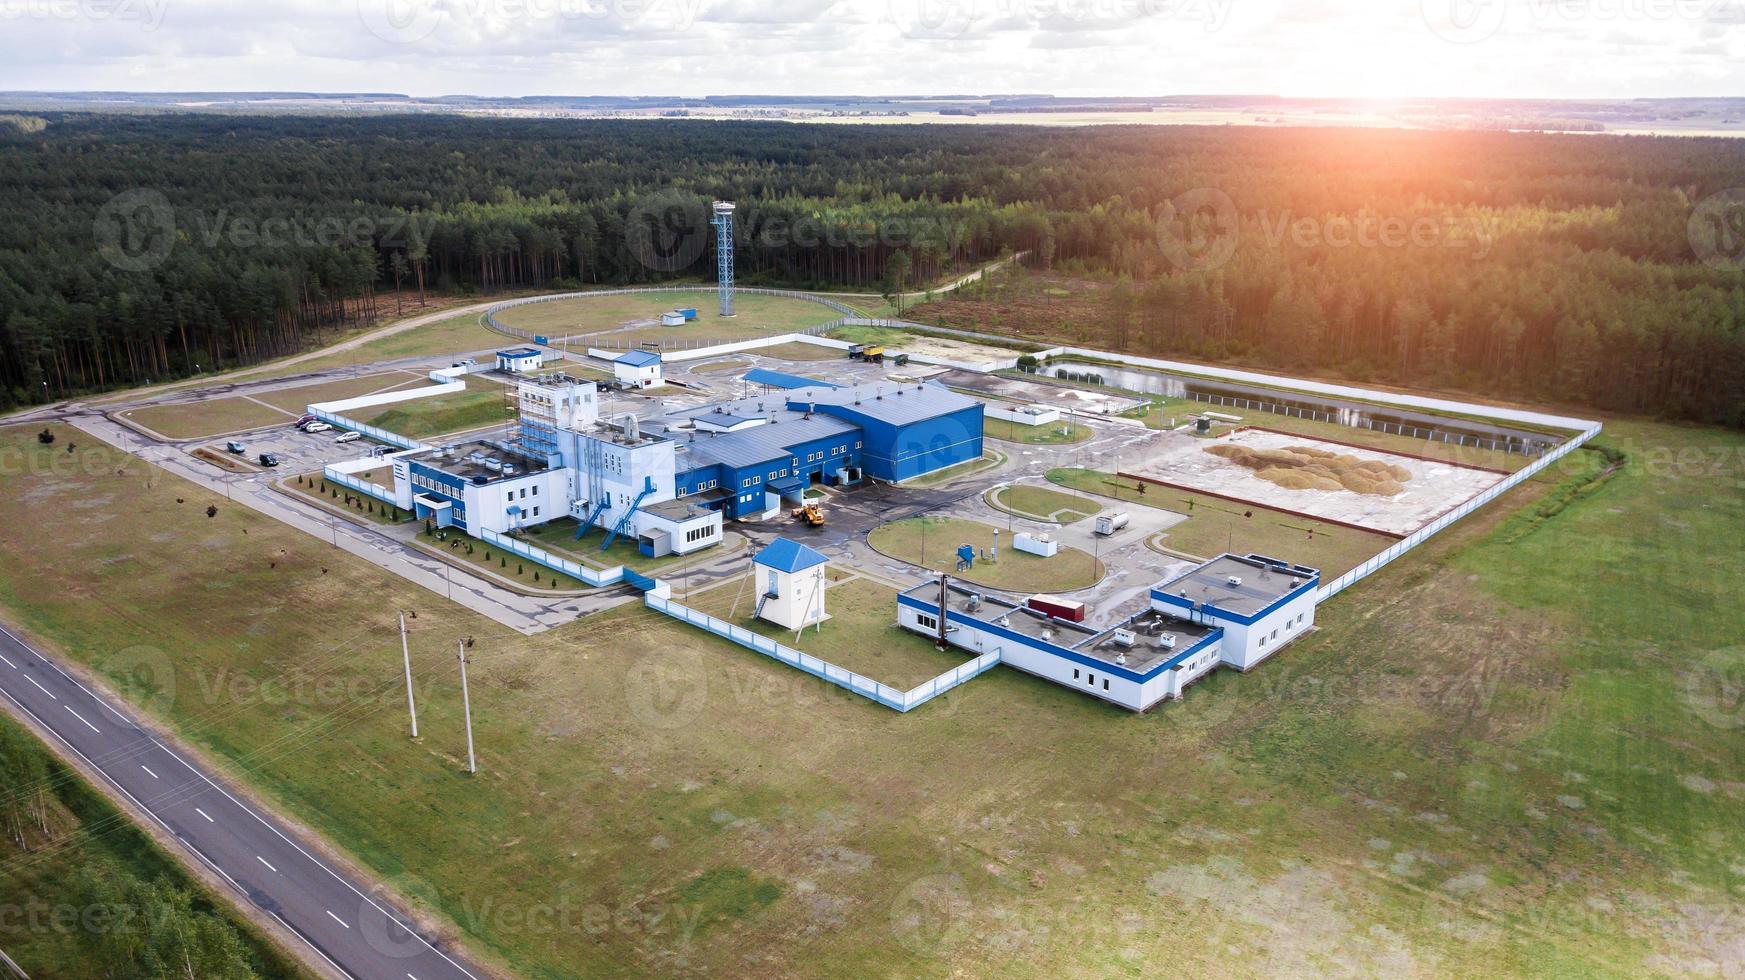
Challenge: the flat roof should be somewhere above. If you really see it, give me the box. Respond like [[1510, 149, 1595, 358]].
[[791, 380, 980, 427], [1158, 554, 1318, 618], [408, 440, 550, 484], [903, 581, 1100, 647], [1078, 609, 1220, 674], [497, 347, 541, 358]]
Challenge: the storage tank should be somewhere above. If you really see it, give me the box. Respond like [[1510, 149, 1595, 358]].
[[1095, 511, 1130, 536]]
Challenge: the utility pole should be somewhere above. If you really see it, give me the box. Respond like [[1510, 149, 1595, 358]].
[[458, 639, 476, 775], [399, 612, 418, 738]]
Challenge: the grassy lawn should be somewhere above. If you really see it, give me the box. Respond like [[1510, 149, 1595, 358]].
[[119, 396, 296, 439], [251, 312, 513, 380], [987, 484, 1098, 523], [1, 419, 1741, 977], [253, 371, 426, 413], [900, 449, 1004, 488], [280, 474, 411, 526], [415, 526, 591, 591], [755, 341, 847, 361], [682, 576, 969, 690], [497, 292, 838, 345], [360, 390, 513, 439], [0, 714, 312, 980], [1048, 467, 1393, 575], [517, 516, 735, 574], [869, 516, 1104, 594], [982, 416, 1093, 445]]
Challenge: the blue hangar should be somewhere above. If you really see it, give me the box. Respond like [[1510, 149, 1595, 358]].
[[658, 380, 985, 520]]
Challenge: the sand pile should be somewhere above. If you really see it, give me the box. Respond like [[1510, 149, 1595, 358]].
[[1206, 443, 1413, 497]]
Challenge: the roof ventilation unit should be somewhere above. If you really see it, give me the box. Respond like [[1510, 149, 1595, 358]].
[[1111, 630, 1137, 649], [1227, 575, 1243, 587]]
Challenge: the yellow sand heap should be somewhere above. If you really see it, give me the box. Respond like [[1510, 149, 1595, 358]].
[[1206, 443, 1413, 497]]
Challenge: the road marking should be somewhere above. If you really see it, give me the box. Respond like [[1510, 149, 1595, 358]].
[[141, 765, 158, 779], [326, 910, 350, 929], [195, 807, 214, 823], [0, 652, 14, 668], [25, 675, 57, 700], [257, 855, 278, 873], [64, 705, 100, 733]]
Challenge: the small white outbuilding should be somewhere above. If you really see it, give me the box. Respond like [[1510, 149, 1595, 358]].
[[752, 538, 831, 631]]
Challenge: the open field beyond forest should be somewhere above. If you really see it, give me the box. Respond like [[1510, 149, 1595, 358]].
[[0, 417, 1741, 977], [495, 291, 842, 345]]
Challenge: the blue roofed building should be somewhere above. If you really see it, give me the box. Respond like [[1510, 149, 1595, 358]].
[[614, 349, 664, 389], [753, 538, 831, 630]]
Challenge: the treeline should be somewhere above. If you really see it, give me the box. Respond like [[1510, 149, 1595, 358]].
[[0, 719, 302, 978], [0, 114, 1740, 423]]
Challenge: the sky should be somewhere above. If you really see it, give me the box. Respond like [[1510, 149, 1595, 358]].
[[1, 0, 1742, 99]]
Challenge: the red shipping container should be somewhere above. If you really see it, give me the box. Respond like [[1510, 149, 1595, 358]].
[[1027, 595, 1086, 622]]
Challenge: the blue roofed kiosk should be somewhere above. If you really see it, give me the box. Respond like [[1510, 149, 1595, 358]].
[[752, 538, 831, 631]]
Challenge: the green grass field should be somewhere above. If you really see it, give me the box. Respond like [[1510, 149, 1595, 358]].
[[981, 416, 1093, 445], [0, 419, 1741, 977], [253, 372, 426, 414], [360, 390, 513, 439], [683, 576, 969, 689], [869, 516, 1104, 593], [119, 396, 296, 439], [496, 291, 840, 345], [987, 484, 1098, 523], [280, 475, 410, 525]]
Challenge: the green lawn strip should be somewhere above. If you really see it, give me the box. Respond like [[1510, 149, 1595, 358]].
[[868, 516, 1103, 593], [681, 576, 971, 690], [985, 484, 1098, 524], [982, 416, 1093, 445], [415, 526, 592, 591], [279, 474, 411, 526], [0, 716, 312, 979], [120, 397, 297, 440], [899, 449, 1005, 488], [360, 389, 514, 439], [1047, 467, 1392, 577], [516, 516, 739, 575]]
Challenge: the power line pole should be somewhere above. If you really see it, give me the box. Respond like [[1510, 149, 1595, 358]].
[[457, 639, 476, 775], [399, 612, 418, 738]]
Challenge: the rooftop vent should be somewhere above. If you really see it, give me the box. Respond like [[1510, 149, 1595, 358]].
[[1227, 575, 1243, 587], [1111, 629, 1137, 649], [1159, 634, 1177, 649]]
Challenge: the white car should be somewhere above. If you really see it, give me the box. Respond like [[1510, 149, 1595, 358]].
[[304, 421, 332, 433], [335, 430, 361, 444]]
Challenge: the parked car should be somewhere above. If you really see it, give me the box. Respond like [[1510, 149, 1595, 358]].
[[225, 441, 246, 455], [257, 453, 281, 467], [304, 421, 332, 433], [293, 414, 316, 428], [335, 430, 361, 444], [451, 358, 477, 368]]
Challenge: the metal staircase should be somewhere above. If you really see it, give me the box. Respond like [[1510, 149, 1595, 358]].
[[575, 498, 610, 541], [601, 476, 656, 552]]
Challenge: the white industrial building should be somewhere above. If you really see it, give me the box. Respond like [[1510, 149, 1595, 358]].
[[613, 349, 663, 389], [897, 553, 1320, 712], [752, 539, 831, 631]]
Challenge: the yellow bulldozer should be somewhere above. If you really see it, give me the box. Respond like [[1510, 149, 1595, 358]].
[[790, 502, 826, 528]]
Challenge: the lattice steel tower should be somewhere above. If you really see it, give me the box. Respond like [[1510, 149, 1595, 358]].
[[712, 201, 737, 317]]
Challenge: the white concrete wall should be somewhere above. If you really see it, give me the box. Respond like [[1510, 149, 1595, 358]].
[[636, 509, 723, 556], [465, 469, 572, 535], [986, 404, 1062, 426], [309, 380, 465, 416]]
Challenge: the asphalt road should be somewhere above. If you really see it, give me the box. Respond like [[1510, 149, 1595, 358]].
[[0, 622, 483, 980]]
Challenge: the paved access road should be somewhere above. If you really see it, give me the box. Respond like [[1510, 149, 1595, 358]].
[[0, 622, 482, 980]]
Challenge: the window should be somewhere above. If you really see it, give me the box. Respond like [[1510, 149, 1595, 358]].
[[532, 486, 539, 497], [1088, 673, 1096, 686], [1072, 669, 1080, 680], [532, 506, 540, 517], [1103, 679, 1109, 691], [916, 613, 938, 630]]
